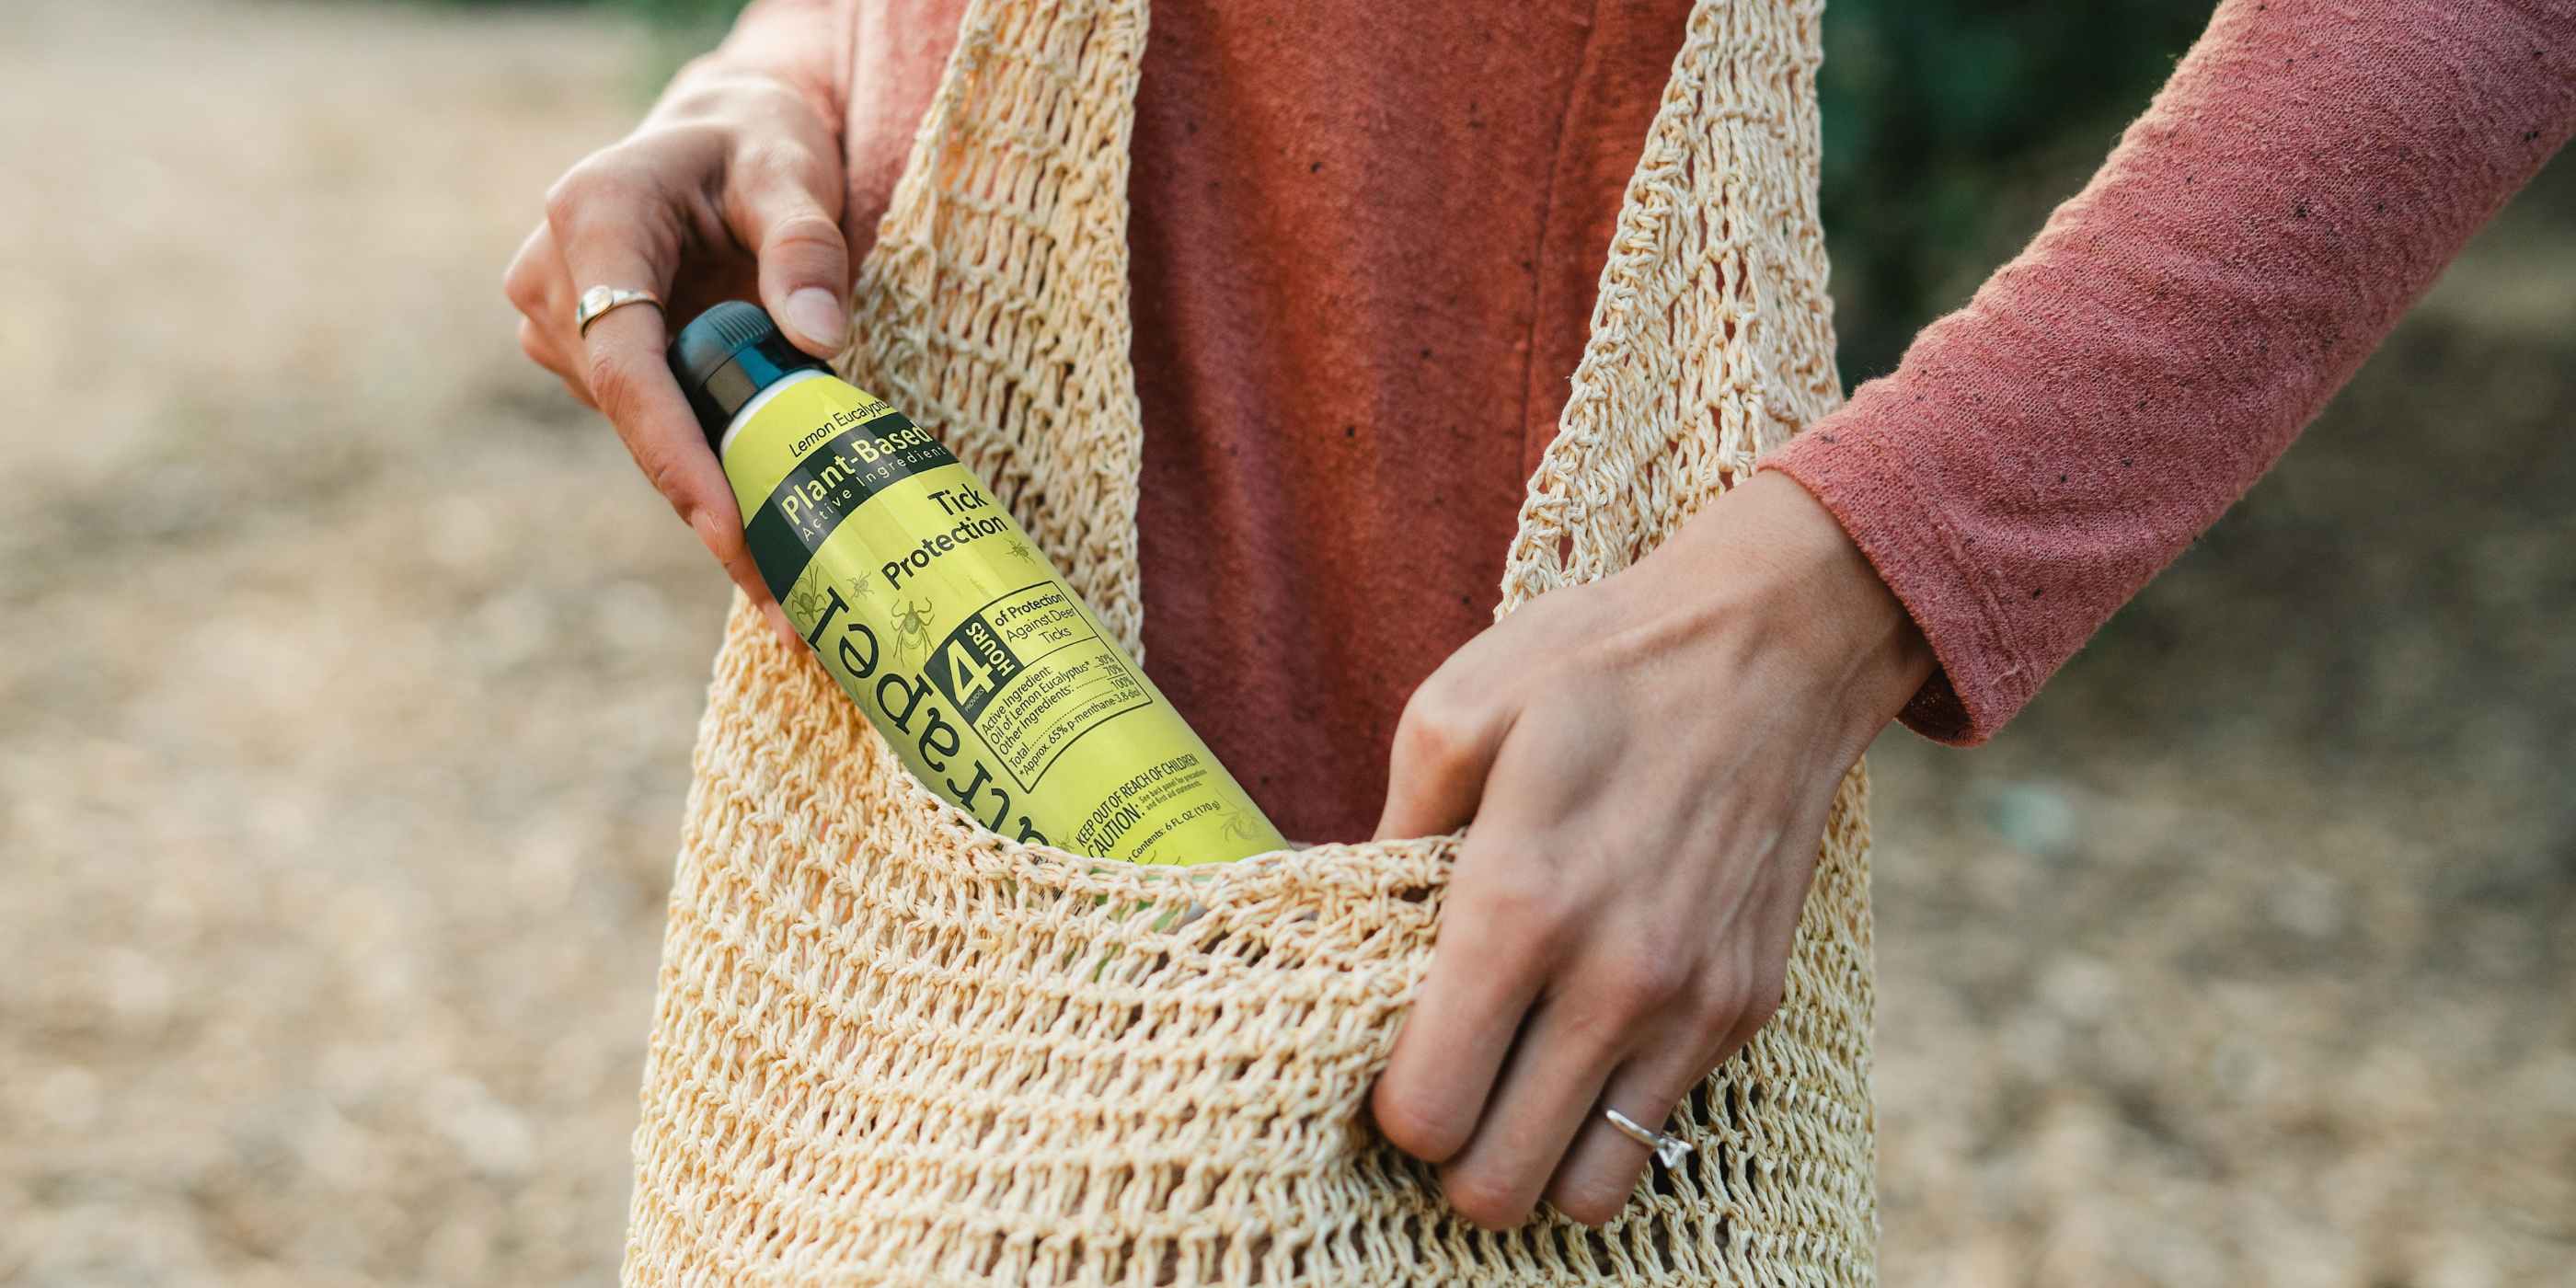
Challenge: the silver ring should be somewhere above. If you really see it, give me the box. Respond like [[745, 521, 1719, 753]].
[[574, 284, 662, 337], [1603, 1107, 1694, 1168]]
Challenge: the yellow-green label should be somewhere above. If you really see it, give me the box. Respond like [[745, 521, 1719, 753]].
[[719, 373, 1287, 865]]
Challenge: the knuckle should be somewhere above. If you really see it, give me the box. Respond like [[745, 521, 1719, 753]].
[[540, 172, 592, 231], [724, 143, 845, 267], [661, 71, 802, 129], [762, 209, 846, 261], [734, 137, 821, 185], [1394, 686, 1478, 769], [1695, 971, 1782, 1050], [654, 76, 738, 121], [582, 350, 639, 419], [544, 156, 642, 233], [1550, 1179, 1631, 1228], [1704, 973, 1757, 1028], [1554, 834, 1630, 885], [638, 449, 699, 517], [1466, 870, 1568, 955], [1372, 1087, 1470, 1165], [500, 254, 545, 312], [1439, 1168, 1530, 1230], [1600, 950, 1691, 1018], [1744, 973, 1788, 1028], [516, 319, 551, 368], [1688, 987, 1741, 1044]]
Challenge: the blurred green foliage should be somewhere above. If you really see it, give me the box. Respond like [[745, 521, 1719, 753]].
[[1819, 2, 2212, 380], [612, 0, 746, 37], [446, 0, 2217, 382]]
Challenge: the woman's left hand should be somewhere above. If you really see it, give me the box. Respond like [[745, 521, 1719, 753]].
[[1367, 470, 1934, 1228]]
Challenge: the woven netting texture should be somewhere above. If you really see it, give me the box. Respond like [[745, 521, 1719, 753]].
[[621, 0, 1873, 1282]]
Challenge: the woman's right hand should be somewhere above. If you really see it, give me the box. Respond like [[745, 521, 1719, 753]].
[[503, 64, 850, 644]]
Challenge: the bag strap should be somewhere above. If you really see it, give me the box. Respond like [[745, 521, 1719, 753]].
[[1499, 0, 1841, 610], [844, 0, 1157, 658]]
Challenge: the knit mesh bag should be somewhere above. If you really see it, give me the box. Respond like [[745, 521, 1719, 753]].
[[622, 0, 1873, 1281]]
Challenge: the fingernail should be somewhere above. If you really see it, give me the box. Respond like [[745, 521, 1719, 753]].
[[783, 288, 846, 349]]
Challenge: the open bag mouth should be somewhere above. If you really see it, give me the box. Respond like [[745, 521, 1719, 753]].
[[719, 590, 1458, 958]]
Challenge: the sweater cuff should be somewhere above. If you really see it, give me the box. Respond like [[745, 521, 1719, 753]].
[[1760, 393, 2040, 746]]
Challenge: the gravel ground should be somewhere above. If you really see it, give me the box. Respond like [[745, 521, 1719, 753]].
[[2, 2, 2568, 1284]]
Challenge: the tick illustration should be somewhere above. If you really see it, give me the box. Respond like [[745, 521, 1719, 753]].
[[892, 598, 936, 665], [786, 567, 829, 625]]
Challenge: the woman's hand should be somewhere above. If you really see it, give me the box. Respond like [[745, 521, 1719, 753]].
[[1368, 470, 1934, 1228], [502, 63, 850, 644]]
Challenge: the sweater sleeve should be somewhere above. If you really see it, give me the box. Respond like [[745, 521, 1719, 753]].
[[1764, 0, 2576, 743]]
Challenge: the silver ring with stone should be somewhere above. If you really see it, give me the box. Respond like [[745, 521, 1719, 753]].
[[1603, 1107, 1694, 1168], [574, 284, 662, 337]]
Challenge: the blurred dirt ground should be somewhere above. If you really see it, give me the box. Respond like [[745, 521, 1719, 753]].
[[0, 1, 2568, 1284]]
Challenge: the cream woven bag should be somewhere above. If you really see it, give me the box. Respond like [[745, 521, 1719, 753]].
[[622, 0, 1873, 1281]]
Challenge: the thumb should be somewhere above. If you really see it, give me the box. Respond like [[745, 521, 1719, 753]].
[[729, 145, 851, 356]]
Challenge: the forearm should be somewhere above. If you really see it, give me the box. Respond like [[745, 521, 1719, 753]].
[[1768, 0, 2576, 742]]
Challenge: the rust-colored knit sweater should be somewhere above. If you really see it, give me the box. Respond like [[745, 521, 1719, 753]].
[[716, 0, 2574, 842]]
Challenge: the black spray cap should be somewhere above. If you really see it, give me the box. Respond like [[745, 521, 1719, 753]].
[[666, 301, 829, 444]]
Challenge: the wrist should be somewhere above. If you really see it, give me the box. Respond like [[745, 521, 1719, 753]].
[[1639, 471, 1934, 749]]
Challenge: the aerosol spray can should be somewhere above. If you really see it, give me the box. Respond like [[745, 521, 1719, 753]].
[[670, 302, 1286, 865]]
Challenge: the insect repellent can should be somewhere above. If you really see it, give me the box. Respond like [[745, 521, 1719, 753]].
[[668, 301, 1288, 865]]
